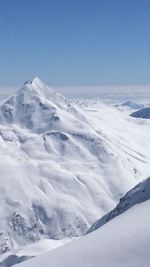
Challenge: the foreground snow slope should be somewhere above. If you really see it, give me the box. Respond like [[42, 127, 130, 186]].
[[0, 239, 70, 267], [88, 176, 150, 232], [18, 199, 150, 267], [0, 77, 150, 254]]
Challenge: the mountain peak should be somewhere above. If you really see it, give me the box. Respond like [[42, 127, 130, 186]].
[[22, 76, 55, 99], [30, 76, 44, 86], [24, 76, 46, 88], [0, 76, 68, 131]]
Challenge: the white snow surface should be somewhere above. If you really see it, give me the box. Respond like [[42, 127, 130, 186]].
[[88, 176, 150, 232], [17, 199, 150, 267], [0, 238, 71, 267], [0, 77, 150, 254]]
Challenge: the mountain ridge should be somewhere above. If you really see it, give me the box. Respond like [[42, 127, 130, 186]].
[[0, 77, 149, 255], [88, 176, 150, 233]]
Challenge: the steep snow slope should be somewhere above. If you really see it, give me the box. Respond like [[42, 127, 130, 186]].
[[88, 176, 150, 232], [0, 77, 150, 254], [130, 107, 150, 119], [17, 199, 150, 267], [0, 77, 72, 131]]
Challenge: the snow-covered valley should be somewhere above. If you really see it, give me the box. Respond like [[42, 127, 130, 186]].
[[0, 77, 150, 266]]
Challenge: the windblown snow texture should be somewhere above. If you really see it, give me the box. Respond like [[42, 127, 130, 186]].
[[17, 182, 150, 267], [0, 77, 150, 255], [88, 176, 150, 232]]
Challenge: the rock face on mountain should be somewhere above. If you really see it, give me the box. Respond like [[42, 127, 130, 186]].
[[88, 177, 150, 233], [0, 77, 149, 255], [130, 107, 150, 119]]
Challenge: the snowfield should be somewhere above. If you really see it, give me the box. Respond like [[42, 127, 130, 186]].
[[0, 238, 71, 267], [0, 77, 150, 261], [17, 194, 150, 267], [88, 176, 150, 232]]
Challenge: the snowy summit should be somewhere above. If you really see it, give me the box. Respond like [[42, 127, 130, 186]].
[[0, 77, 150, 266]]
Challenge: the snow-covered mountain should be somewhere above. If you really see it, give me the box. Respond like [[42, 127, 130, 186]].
[[88, 176, 150, 233], [0, 77, 150, 256], [17, 178, 150, 267], [114, 100, 144, 110], [130, 107, 150, 119], [0, 77, 73, 131]]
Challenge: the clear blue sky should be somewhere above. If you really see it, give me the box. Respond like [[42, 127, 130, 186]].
[[0, 0, 150, 86]]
